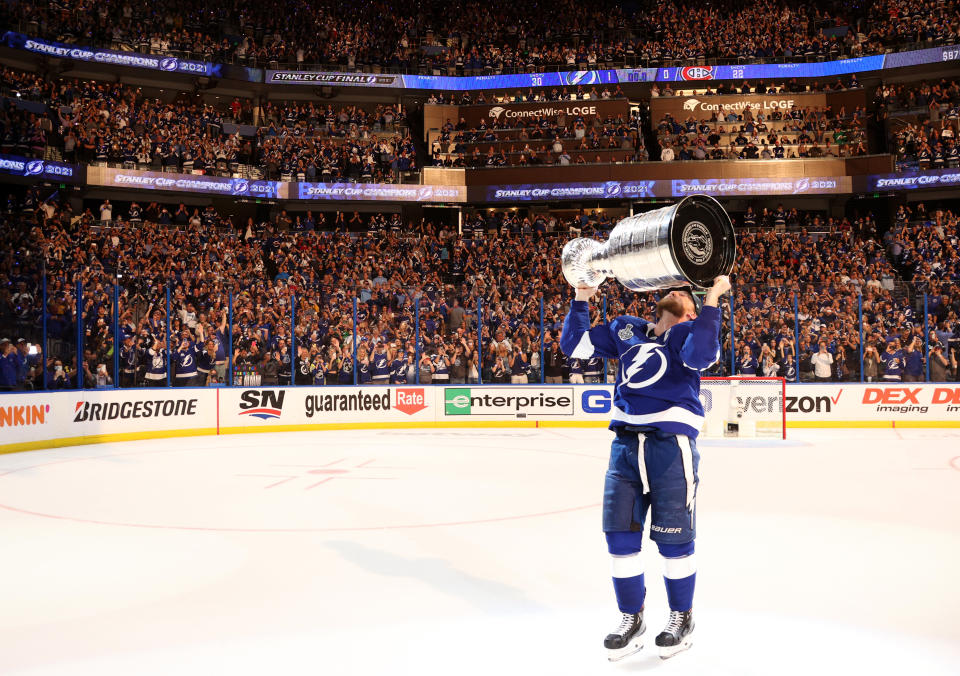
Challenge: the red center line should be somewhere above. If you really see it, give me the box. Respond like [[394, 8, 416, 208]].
[[0, 501, 600, 533]]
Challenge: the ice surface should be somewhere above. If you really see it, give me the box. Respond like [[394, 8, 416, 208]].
[[1, 427, 958, 675]]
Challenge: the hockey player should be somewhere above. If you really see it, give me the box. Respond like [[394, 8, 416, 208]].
[[560, 276, 730, 662]]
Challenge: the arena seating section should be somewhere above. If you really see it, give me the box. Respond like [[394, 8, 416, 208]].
[[1, 0, 959, 390], [4, 0, 958, 71]]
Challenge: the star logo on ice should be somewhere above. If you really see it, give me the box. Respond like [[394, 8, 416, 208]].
[[620, 342, 668, 390]]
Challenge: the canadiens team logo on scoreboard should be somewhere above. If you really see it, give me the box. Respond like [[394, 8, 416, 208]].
[[679, 66, 713, 81]]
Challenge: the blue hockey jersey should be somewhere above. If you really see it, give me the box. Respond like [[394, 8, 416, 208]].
[[560, 300, 721, 438]]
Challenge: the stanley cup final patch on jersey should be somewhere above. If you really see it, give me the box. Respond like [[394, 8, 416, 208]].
[[618, 324, 635, 341]]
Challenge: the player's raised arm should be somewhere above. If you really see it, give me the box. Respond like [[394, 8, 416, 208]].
[[560, 286, 619, 360], [679, 276, 730, 370]]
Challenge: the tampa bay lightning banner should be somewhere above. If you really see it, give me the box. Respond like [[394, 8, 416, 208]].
[[480, 177, 853, 202], [86, 167, 281, 197], [295, 182, 466, 202], [0, 154, 81, 182], [867, 168, 960, 191], [2, 32, 221, 77], [484, 181, 661, 202], [671, 176, 851, 196]]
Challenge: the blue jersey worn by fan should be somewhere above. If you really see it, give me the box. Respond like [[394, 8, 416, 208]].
[[560, 279, 727, 663]]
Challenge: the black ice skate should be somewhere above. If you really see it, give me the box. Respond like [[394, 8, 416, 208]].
[[655, 610, 694, 659], [604, 611, 645, 662]]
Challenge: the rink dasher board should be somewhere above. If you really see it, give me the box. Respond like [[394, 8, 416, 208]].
[[0, 384, 958, 454]]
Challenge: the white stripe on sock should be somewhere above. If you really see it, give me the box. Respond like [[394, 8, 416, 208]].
[[611, 553, 644, 578], [663, 554, 696, 580]]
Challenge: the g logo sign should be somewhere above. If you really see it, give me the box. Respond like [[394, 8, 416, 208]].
[[581, 389, 612, 414]]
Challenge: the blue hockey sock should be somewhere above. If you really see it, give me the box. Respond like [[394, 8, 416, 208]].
[[658, 541, 696, 612], [606, 531, 646, 614], [612, 572, 645, 614]]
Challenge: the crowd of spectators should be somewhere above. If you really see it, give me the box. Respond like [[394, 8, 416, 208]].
[[1, 67, 415, 181], [4, 0, 957, 73], [2, 188, 958, 391], [657, 104, 869, 161], [431, 110, 647, 167], [255, 104, 414, 181], [879, 79, 960, 170]]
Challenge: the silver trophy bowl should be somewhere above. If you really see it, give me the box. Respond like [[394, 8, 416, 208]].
[[561, 195, 736, 292]]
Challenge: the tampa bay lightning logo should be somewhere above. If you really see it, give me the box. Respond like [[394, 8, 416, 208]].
[[160, 58, 179, 71], [417, 186, 434, 201], [563, 70, 598, 86], [604, 181, 622, 198], [231, 180, 249, 195], [793, 177, 810, 194], [620, 343, 668, 390], [25, 160, 44, 176]]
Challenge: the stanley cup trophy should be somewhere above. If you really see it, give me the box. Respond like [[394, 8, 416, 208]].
[[561, 195, 736, 292]]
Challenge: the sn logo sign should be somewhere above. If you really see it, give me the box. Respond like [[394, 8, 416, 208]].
[[239, 390, 285, 420]]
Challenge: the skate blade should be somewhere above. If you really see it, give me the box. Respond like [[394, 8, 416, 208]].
[[658, 636, 693, 660], [606, 635, 644, 662]]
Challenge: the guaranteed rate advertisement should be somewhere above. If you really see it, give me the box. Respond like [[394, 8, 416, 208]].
[[219, 387, 434, 429]]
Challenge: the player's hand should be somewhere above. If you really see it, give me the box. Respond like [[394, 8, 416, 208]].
[[703, 275, 731, 308], [575, 285, 599, 302], [711, 275, 732, 296]]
